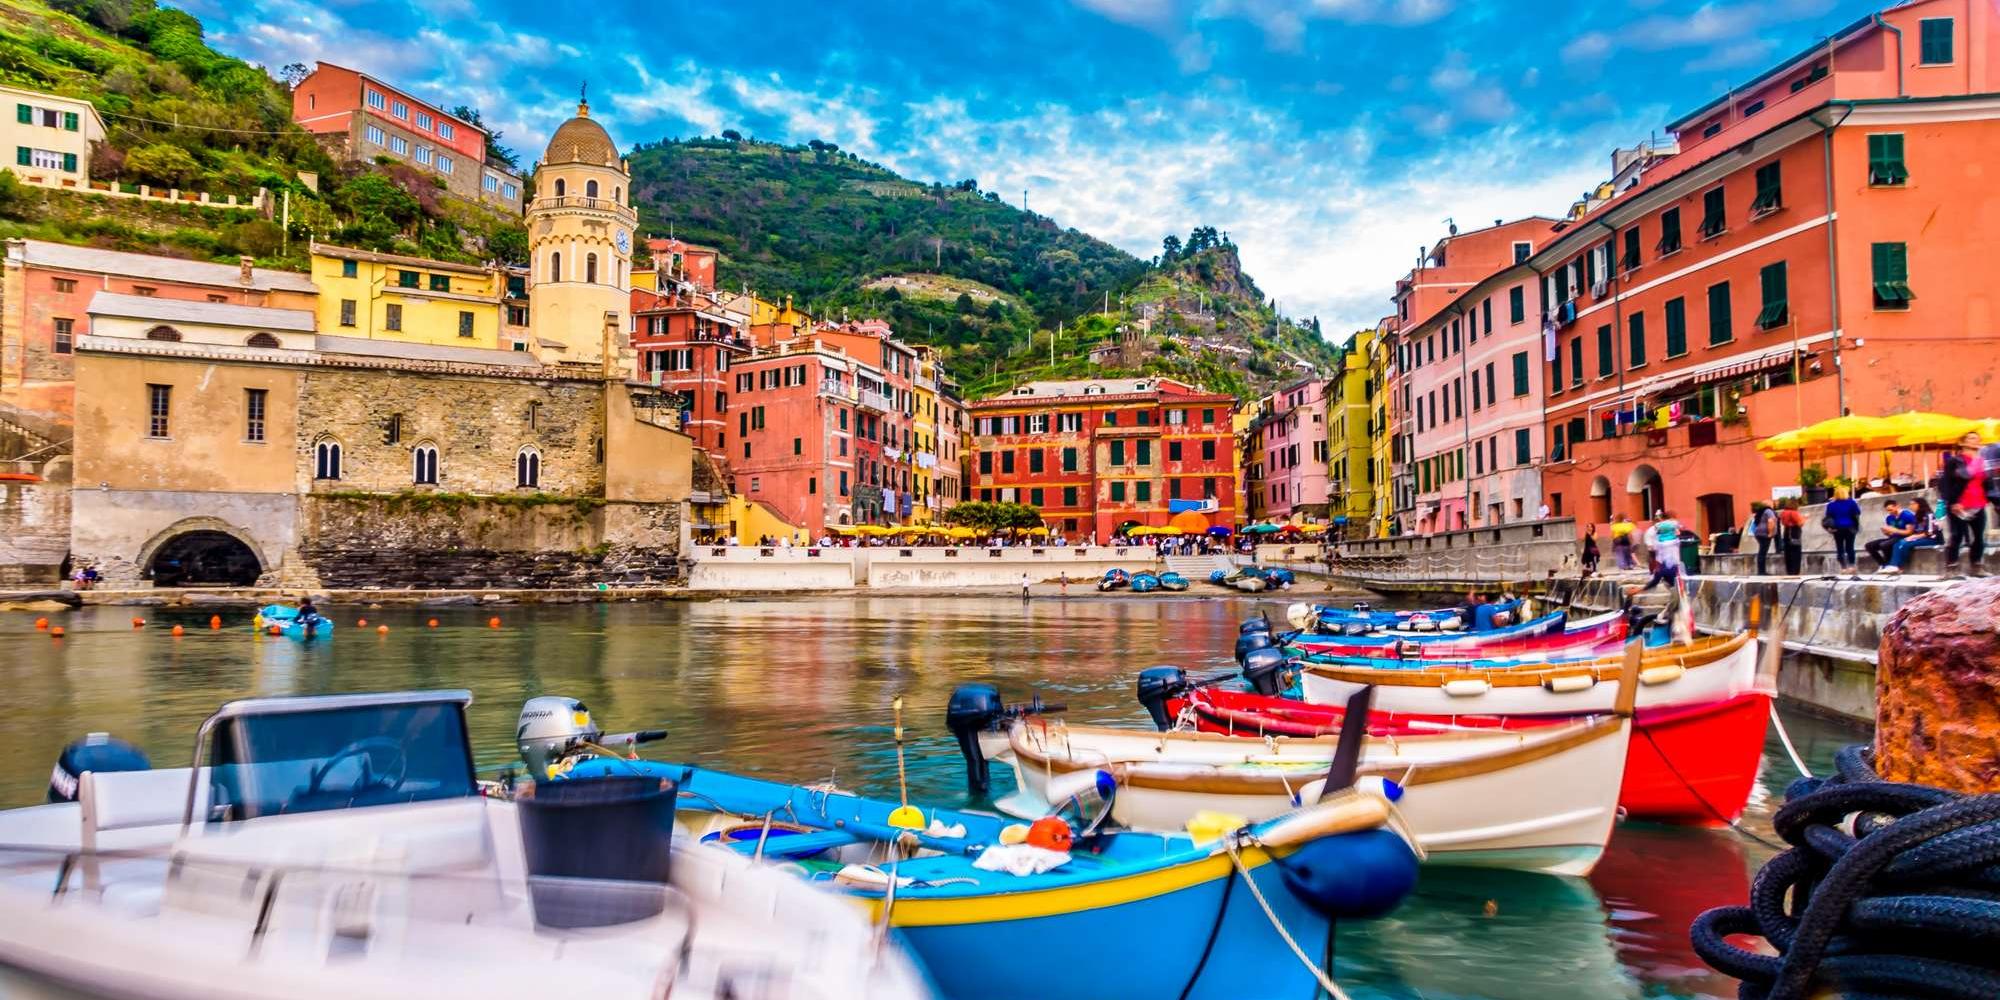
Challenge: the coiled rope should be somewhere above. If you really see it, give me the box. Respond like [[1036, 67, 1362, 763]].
[[1690, 745, 2000, 1000]]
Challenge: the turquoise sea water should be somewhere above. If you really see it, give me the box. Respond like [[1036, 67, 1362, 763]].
[[0, 596, 1862, 999]]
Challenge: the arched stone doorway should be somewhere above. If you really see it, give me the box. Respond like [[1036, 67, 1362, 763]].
[[1589, 476, 1613, 525], [1627, 464, 1665, 521], [136, 518, 266, 587]]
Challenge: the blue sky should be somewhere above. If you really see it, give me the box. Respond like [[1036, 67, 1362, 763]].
[[189, 0, 1882, 337]]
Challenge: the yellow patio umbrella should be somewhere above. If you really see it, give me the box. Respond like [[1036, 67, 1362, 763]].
[[1020, 526, 1050, 536], [828, 525, 858, 535], [1796, 414, 1900, 452], [1982, 418, 2000, 443], [1126, 525, 1157, 536], [1297, 523, 1327, 534], [1879, 411, 1983, 449], [1756, 427, 1815, 457], [1153, 526, 1183, 536], [946, 526, 979, 539]]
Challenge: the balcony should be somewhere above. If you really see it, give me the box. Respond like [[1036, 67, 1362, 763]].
[[857, 388, 894, 413], [913, 374, 937, 392], [526, 195, 637, 221]]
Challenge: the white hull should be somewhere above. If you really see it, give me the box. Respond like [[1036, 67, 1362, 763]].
[[1000, 716, 1630, 877], [1299, 638, 1760, 716]]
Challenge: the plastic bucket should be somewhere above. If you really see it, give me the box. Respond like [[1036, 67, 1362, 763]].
[[516, 775, 678, 928]]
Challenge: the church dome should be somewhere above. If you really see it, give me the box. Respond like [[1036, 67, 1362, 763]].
[[544, 101, 618, 167]]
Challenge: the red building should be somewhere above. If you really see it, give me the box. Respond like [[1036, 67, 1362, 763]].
[[968, 378, 1239, 541], [630, 239, 743, 459], [290, 62, 522, 213], [723, 337, 905, 534]]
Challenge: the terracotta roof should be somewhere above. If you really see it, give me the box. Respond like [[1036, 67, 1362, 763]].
[[85, 291, 316, 331]]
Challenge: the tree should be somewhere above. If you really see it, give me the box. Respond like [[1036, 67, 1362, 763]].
[[334, 173, 421, 229], [449, 105, 520, 171], [1161, 234, 1182, 262], [487, 225, 529, 266], [86, 141, 124, 182], [955, 292, 976, 313], [721, 129, 743, 143], [279, 62, 310, 88], [125, 143, 202, 187]]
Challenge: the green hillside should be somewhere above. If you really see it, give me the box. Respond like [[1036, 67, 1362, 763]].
[[0, 0, 524, 268], [626, 138, 1340, 396]]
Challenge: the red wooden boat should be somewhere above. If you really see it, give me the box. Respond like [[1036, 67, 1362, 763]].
[[1161, 684, 1770, 826]]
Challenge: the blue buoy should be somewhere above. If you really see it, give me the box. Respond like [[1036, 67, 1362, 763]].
[[1277, 828, 1420, 919]]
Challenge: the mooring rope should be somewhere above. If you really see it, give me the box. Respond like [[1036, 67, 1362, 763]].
[[1222, 839, 1353, 1000], [1691, 745, 2000, 1000]]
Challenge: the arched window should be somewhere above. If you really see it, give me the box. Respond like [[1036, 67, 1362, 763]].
[[246, 332, 280, 348], [554, 178, 565, 197], [550, 252, 561, 283], [516, 447, 541, 488], [313, 437, 342, 480], [145, 325, 182, 342], [613, 186, 621, 202], [586, 179, 598, 198], [412, 443, 438, 485], [585, 253, 598, 284]]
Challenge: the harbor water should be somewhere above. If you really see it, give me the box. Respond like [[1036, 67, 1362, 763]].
[[0, 596, 1863, 1000]]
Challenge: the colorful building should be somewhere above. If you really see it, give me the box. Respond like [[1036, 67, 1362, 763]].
[[1534, 0, 2000, 539], [968, 377, 1239, 541], [629, 238, 748, 461], [1327, 330, 1375, 534], [1363, 321, 1397, 536], [1249, 377, 1330, 521], [290, 62, 522, 213], [0, 83, 104, 192], [309, 244, 507, 351]]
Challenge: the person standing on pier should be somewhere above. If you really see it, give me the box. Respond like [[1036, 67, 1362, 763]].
[[1580, 524, 1600, 577], [1826, 487, 1862, 575], [1749, 502, 1778, 575], [1939, 431, 1989, 578], [1610, 514, 1637, 570], [1779, 500, 1806, 575]]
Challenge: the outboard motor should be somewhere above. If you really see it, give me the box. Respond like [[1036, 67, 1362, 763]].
[[1234, 629, 1278, 665], [1238, 616, 1273, 635], [48, 733, 149, 803], [517, 696, 604, 780], [946, 683, 1007, 794], [1136, 666, 1191, 731], [1351, 602, 1372, 614], [1242, 646, 1290, 697]]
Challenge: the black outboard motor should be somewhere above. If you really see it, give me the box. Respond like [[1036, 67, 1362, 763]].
[[1136, 666, 1191, 731], [1234, 629, 1278, 665], [1352, 601, 1372, 614], [1243, 646, 1290, 697], [1238, 616, 1273, 635], [946, 683, 1007, 794], [48, 733, 150, 803]]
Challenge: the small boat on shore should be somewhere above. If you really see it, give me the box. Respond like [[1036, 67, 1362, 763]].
[[1157, 571, 1189, 592], [1130, 571, 1161, 593], [1096, 568, 1129, 591], [1285, 608, 1630, 661]]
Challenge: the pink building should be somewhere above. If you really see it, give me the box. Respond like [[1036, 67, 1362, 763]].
[[1250, 377, 1330, 520]]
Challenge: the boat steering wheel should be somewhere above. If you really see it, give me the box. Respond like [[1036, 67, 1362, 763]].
[[305, 737, 409, 799]]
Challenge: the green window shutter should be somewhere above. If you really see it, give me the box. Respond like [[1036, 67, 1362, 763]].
[[1110, 481, 1125, 502], [1514, 428, 1530, 466], [62, 111, 77, 131], [1136, 481, 1150, 502], [1752, 162, 1783, 214], [1111, 441, 1124, 466], [1665, 297, 1687, 357], [1756, 262, 1789, 329], [14, 146, 27, 166], [1628, 312, 1647, 368], [1136, 440, 1150, 465], [1658, 207, 1682, 254], [1508, 286, 1524, 323], [1584, 244, 1598, 288], [1700, 188, 1726, 237], [15, 104, 29, 125], [1708, 282, 1733, 345], [60, 152, 74, 172], [1596, 324, 1613, 377], [1871, 241, 1914, 307], [1569, 337, 1583, 386], [1512, 352, 1529, 396], [1622, 227, 1640, 270], [1920, 18, 1953, 64], [1550, 341, 1562, 393], [1868, 134, 1909, 185]]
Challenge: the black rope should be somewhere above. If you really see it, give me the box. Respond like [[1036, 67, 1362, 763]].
[[1691, 745, 2000, 1000], [1176, 858, 1238, 1000]]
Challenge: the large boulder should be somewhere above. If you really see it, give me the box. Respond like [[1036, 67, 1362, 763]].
[[1875, 578, 2000, 793]]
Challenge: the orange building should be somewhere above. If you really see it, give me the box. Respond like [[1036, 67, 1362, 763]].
[[968, 377, 1238, 541], [1533, 0, 2000, 539], [630, 238, 744, 460]]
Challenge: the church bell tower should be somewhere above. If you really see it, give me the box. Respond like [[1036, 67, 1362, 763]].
[[526, 94, 635, 371]]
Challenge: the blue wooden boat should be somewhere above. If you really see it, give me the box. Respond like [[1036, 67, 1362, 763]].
[[253, 604, 333, 640], [560, 756, 1418, 1000], [1130, 571, 1161, 592], [1158, 571, 1190, 592], [1096, 568, 1129, 591]]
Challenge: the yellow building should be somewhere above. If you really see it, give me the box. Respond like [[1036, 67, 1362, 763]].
[[1365, 320, 1397, 537], [1, 83, 106, 190], [1231, 406, 1256, 528], [910, 345, 943, 524], [310, 244, 505, 350], [1327, 329, 1374, 535]]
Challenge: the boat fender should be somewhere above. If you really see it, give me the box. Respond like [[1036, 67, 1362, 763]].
[[48, 733, 150, 803], [1136, 666, 1191, 730], [1355, 776, 1404, 803], [946, 683, 1007, 794], [1234, 629, 1278, 665], [1640, 664, 1687, 685], [1544, 674, 1596, 693], [1025, 816, 1074, 852], [1285, 603, 1314, 630], [1441, 678, 1491, 697], [1275, 827, 1421, 919], [1242, 647, 1290, 697]]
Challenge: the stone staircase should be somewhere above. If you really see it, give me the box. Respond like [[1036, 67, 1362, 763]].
[[1164, 554, 1235, 579]]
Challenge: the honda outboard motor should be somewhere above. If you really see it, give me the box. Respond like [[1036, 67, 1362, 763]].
[[946, 683, 1006, 794], [517, 696, 604, 780], [1238, 616, 1273, 635], [48, 733, 149, 803], [1242, 646, 1290, 697], [1136, 666, 1191, 731], [1234, 629, 1277, 665]]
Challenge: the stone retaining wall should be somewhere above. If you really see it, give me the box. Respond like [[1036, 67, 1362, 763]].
[[0, 478, 69, 584], [297, 494, 680, 590]]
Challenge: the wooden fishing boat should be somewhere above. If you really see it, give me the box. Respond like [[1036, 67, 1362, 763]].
[[1298, 632, 1758, 716], [988, 712, 1632, 876], [1158, 683, 1771, 825], [1287, 609, 1628, 661]]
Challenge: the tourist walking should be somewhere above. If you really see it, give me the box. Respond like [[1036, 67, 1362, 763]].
[[1749, 501, 1778, 575], [1779, 500, 1806, 575], [1825, 486, 1862, 574], [1939, 431, 1990, 578], [1580, 524, 1600, 577], [1640, 511, 1683, 591], [1610, 514, 1637, 570]]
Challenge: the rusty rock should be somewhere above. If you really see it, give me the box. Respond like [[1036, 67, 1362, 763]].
[[1875, 578, 2000, 793]]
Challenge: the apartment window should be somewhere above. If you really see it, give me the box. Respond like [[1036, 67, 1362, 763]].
[[412, 443, 438, 484], [1872, 242, 1914, 309], [517, 447, 540, 488], [1514, 428, 1531, 466], [839, 471, 849, 495], [457, 311, 474, 338], [385, 304, 403, 331], [1512, 241, 1531, 263], [1110, 440, 1126, 466], [1202, 408, 1215, 424], [1470, 374, 1481, 412], [415, 146, 433, 166], [365, 124, 385, 146], [366, 89, 385, 110], [1168, 440, 1183, 462], [436, 154, 453, 175], [1664, 297, 1688, 357], [397, 270, 420, 289], [1000, 451, 1016, 474], [388, 135, 408, 155], [1204, 477, 1217, 499], [979, 452, 992, 474], [1698, 187, 1726, 238], [751, 405, 766, 430], [1201, 439, 1216, 461], [1136, 440, 1151, 465], [339, 299, 356, 326], [1569, 336, 1583, 387], [792, 436, 803, 455], [1508, 285, 1524, 324], [1484, 362, 1496, 405], [146, 383, 170, 438], [51, 317, 72, 354], [1751, 161, 1782, 216], [1063, 485, 1078, 507], [241, 387, 267, 442], [51, 278, 75, 293], [416, 111, 432, 130], [1756, 262, 1789, 329], [507, 305, 529, 325], [1029, 449, 1045, 473], [502, 182, 519, 200], [429, 273, 451, 292], [1708, 281, 1733, 345], [1868, 134, 1908, 186], [1742, 99, 1765, 117], [1136, 481, 1151, 503], [1062, 447, 1077, 472], [1920, 17, 1953, 64], [1056, 411, 1082, 432], [314, 439, 342, 479], [1595, 324, 1613, 378], [1627, 311, 1647, 369], [390, 100, 409, 120], [1482, 297, 1493, 334], [1621, 227, 1640, 271], [336, 258, 358, 279], [439, 122, 455, 140], [1657, 206, 1682, 256]]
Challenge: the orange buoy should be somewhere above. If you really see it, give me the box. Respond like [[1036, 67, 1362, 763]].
[[130, 617, 144, 628], [487, 617, 501, 628], [267, 624, 282, 635], [170, 625, 184, 637], [49, 626, 64, 637], [376, 624, 390, 634], [427, 618, 439, 628], [356, 617, 368, 627], [34, 617, 48, 630], [208, 615, 221, 630]]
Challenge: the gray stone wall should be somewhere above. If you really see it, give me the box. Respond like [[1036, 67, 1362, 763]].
[[68, 489, 298, 586], [0, 478, 70, 583], [297, 494, 680, 589]]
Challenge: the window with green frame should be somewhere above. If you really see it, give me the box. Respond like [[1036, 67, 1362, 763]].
[[1751, 161, 1782, 215], [1136, 481, 1151, 502], [1514, 428, 1531, 466], [1699, 187, 1727, 238], [1628, 312, 1647, 369], [1553, 423, 1567, 461], [1621, 227, 1640, 271], [1867, 134, 1908, 186], [1920, 17, 1953, 64], [1596, 324, 1613, 377], [1109, 481, 1126, 502], [397, 270, 420, 288], [1755, 261, 1789, 329], [1871, 242, 1914, 309], [429, 273, 450, 292], [1512, 351, 1529, 396], [1658, 206, 1683, 255], [1110, 440, 1125, 465], [1708, 282, 1733, 345], [1508, 285, 1524, 323], [1135, 439, 1151, 465], [1664, 297, 1688, 357], [1569, 336, 1583, 387]]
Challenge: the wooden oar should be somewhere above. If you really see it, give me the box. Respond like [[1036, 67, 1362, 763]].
[[1316, 685, 1375, 801], [888, 698, 924, 830]]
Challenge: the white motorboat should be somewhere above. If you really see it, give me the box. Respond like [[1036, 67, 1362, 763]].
[[0, 690, 933, 1000]]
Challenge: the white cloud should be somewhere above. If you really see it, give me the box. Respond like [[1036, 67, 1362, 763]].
[[1562, 31, 1613, 65]]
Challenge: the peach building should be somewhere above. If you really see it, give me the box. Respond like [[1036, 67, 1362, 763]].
[[1247, 377, 1330, 521]]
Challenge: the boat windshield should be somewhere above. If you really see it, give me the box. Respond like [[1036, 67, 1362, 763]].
[[205, 701, 477, 822]]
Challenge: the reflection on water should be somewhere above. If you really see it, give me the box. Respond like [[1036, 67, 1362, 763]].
[[0, 597, 1867, 1000]]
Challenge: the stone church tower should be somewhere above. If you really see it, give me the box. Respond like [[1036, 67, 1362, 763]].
[[527, 98, 636, 372]]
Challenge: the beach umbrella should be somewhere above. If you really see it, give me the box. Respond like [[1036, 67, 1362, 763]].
[[1297, 523, 1327, 534], [1796, 414, 1898, 452], [1021, 526, 1050, 536], [1208, 526, 1233, 536], [1168, 509, 1210, 534], [946, 526, 979, 539], [1127, 525, 1157, 536]]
